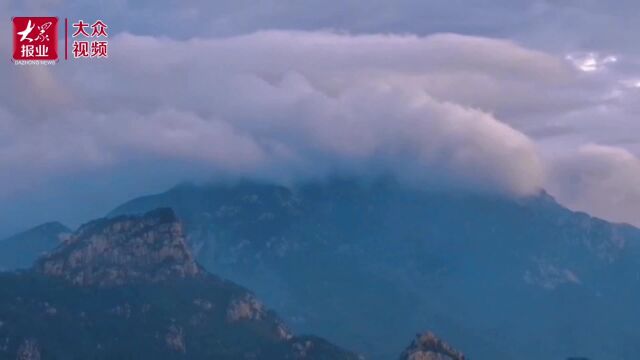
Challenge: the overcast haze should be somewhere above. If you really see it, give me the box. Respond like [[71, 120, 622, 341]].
[[2, 0, 640, 236]]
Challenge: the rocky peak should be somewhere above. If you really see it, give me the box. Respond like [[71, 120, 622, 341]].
[[399, 332, 465, 360], [35, 208, 201, 286]]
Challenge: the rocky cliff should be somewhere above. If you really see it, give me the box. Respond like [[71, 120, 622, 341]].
[[36, 208, 201, 286]]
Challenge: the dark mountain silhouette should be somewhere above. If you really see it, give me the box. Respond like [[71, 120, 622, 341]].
[[109, 177, 640, 359]]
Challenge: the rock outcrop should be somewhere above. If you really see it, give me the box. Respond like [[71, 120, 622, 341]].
[[35, 208, 201, 286], [399, 332, 465, 360]]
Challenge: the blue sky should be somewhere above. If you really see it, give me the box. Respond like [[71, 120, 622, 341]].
[[2, 0, 640, 236]]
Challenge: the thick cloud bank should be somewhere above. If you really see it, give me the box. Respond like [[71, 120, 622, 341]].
[[1, 32, 550, 197], [3, 1, 640, 232]]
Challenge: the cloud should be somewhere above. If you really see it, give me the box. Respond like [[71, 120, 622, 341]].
[[3, 1, 640, 237], [4, 29, 640, 232], [548, 144, 640, 226], [7, 0, 640, 241], [566, 52, 618, 73], [0, 31, 550, 200], [9, 0, 640, 55]]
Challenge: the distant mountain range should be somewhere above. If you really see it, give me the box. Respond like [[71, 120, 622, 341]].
[[2, 177, 637, 359]]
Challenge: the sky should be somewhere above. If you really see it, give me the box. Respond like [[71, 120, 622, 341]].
[[1, 0, 640, 236]]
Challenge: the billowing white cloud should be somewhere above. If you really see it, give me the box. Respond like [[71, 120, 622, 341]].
[[3, 29, 640, 232], [2, 0, 640, 240], [548, 144, 640, 226], [0, 31, 550, 199]]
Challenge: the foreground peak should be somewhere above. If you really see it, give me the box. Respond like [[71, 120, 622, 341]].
[[35, 208, 201, 286]]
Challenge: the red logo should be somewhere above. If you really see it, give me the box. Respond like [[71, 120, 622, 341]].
[[12, 17, 58, 61]]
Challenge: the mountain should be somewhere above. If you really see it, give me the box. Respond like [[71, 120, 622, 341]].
[[0, 208, 358, 360], [110, 178, 640, 359], [398, 332, 465, 360], [35, 208, 201, 287], [0, 222, 70, 271]]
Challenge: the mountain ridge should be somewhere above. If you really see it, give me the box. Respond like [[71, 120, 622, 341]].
[[4, 177, 639, 359], [107, 177, 640, 359], [0, 221, 70, 271]]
